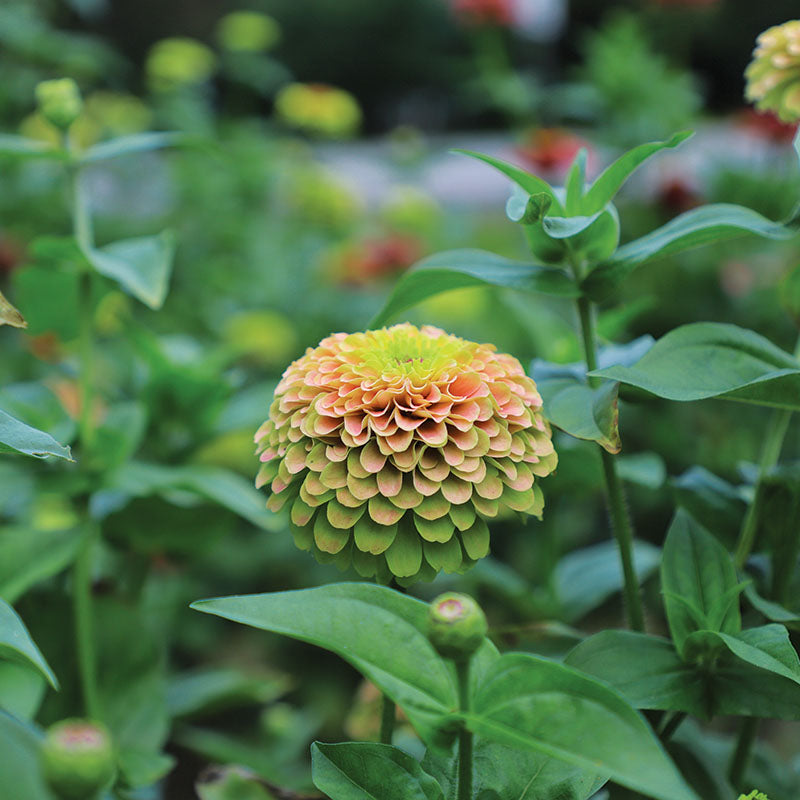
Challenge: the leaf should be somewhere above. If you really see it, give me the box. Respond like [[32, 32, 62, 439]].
[[743, 583, 800, 626], [582, 131, 693, 213], [0, 662, 47, 721], [554, 539, 661, 623], [0, 712, 53, 800], [0, 409, 73, 461], [192, 583, 496, 746], [0, 383, 76, 447], [86, 231, 176, 310], [11, 262, 81, 340], [452, 149, 558, 203], [0, 600, 58, 690], [196, 766, 277, 800], [101, 461, 281, 530], [592, 323, 800, 411], [661, 510, 741, 656], [583, 204, 798, 301], [464, 652, 698, 800], [0, 289, 26, 328], [617, 452, 666, 489], [371, 249, 578, 327], [80, 131, 184, 164], [311, 742, 445, 800], [0, 134, 64, 160], [565, 631, 706, 715]]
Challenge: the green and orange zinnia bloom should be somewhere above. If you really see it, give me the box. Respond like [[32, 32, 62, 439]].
[[255, 323, 557, 583], [745, 20, 800, 123]]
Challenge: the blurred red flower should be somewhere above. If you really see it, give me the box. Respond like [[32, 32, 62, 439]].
[[451, 0, 513, 27], [515, 128, 589, 179]]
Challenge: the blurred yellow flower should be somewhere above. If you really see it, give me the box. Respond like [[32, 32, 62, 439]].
[[224, 309, 298, 368], [217, 11, 281, 52], [275, 83, 362, 139], [745, 20, 800, 122], [146, 37, 217, 91]]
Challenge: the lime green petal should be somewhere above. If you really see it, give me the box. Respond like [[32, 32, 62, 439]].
[[415, 492, 451, 521], [449, 503, 476, 531], [327, 498, 367, 529], [290, 520, 314, 551], [368, 495, 405, 525], [384, 521, 422, 578], [502, 486, 535, 513], [306, 441, 329, 471], [314, 513, 351, 553], [320, 459, 348, 489], [413, 513, 455, 543], [460, 517, 490, 560], [423, 537, 463, 573], [352, 547, 380, 577], [291, 496, 315, 527], [471, 494, 499, 517], [354, 515, 398, 554]]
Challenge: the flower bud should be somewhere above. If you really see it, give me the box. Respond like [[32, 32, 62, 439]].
[[40, 719, 115, 800], [427, 592, 488, 660], [35, 79, 83, 131], [745, 21, 800, 123]]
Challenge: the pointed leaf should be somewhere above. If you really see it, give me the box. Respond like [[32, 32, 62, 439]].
[[371, 249, 578, 327], [0, 134, 65, 160], [311, 742, 445, 800], [80, 131, 184, 164], [0, 409, 73, 461], [452, 149, 557, 203], [86, 231, 176, 310], [0, 290, 26, 328], [593, 323, 800, 410], [0, 600, 58, 689]]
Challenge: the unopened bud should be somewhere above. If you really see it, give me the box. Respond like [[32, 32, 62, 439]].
[[427, 592, 488, 660], [41, 720, 115, 800], [35, 79, 83, 131]]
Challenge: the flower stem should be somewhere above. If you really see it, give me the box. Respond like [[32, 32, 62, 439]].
[[728, 717, 759, 788], [379, 696, 396, 745], [73, 522, 101, 719], [574, 292, 645, 632], [455, 658, 473, 800]]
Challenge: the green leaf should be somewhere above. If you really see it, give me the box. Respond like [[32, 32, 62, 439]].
[[565, 631, 706, 715], [565, 148, 588, 214], [11, 262, 81, 340], [0, 600, 58, 690], [80, 131, 184, 164], [743, 583, 800, 626], [617, 452, 666, 489], [0, 662, 47, 721], [0, 383, 76, 448], [506, 186, 552, 224], [86, 231, 176, 310], [0, 712, 53, 800], [0, 134, 64, 160], [582, 131, 693, 213], [191, 583, 496, 746], [661, 510, 741, 656], [592, 323, 800, 411], [102, 461, 281, 530], [464, 652, 698, 800], [452, 149, 558, 204], [583, 204, 798, 301], [196, 766, 277, 800], [311, 742, 445, 800], [0, 289, 26, 328], [370, 249, 578, 327], [0, 409, 73, 461], [554, 539, 661, 623], [541, 211, 605, 240]]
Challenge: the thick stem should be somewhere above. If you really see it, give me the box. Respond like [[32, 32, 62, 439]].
[[573, 289, 645, 632], [455, 659, 473, 800], [728, 717, 759, 788], [73, 522, 101, 719], [734, 408, 792, 569], [379, 696, 396, 745]]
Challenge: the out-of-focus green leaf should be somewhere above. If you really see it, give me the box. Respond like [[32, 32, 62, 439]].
[[583, 205, 798, 301], [11, 263, 81, 340], [87, 231, 176, 310], [312, 742, 445, 800], [371, 249, 578, 327], [617, 452, 666, 489], [80, 131, 184, 164], [0, 662, 46, 721], [0, 409, 73, 461], [592, 323, 800, 410], [0, 712, 53, 800], [0, 600, 58, 689], [0, 134, 64, 160], [196, 766, 278, 800], [452, 149, 557, 203], [464, 653, 698, 800]]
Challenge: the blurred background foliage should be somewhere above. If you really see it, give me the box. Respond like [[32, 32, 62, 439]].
[[2, 0, 800, 798]]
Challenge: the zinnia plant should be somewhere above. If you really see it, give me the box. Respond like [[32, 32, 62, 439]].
[[255, 323, 557, 582]]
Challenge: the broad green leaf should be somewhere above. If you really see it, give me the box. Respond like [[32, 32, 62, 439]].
[[0, 289, 26, 328], [311, 742, 445, 800], [743, 583, 800, 626], [452, 149, 558, 204], [87, 231, 176, 310], [102, 461, 281, 530], [592, 323, 800, 410], [0, 526, 85, 603], [117, 749, 175, 788], [554, 539, 661, 623], [582, 131, 693, 213], [464, 652, 698, 800], [564, 148, 588, 214], [661, 510, 741, 656], [583, 204, 798, 301], [0, 383, 76, 447], [0, 712, 53, 800], [0, 662, 46, 721], [617, 452, 666, 489], [370, 249, 578, 327], [80, 131, 184, 164], [192, 583, 496, 745], [565, 631, 706, 715], [196, 766, 277, 800], [0, 600, 58, 690], [0, 134, 64, 160], [0, 409, 73, 461]]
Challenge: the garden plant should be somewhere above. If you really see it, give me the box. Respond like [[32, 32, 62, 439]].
[[2, 8, 800, 800]]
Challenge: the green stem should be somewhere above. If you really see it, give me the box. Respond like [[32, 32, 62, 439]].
[[73, 522, 101, 719], [728, 717, 759, 788], [455, 659, 473, 800], [379, 695, 396, 745], [658, 711, 686, 742], [573, 282, 645, 632]]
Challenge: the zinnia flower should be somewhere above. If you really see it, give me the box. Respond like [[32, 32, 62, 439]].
[[255, 323, 557, 583], [275, 83, 362, 139], [745, 21, 800, 123], [451, 0, 513, 27]]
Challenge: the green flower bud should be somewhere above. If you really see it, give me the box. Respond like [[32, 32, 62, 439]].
[[35, 79, 83, 131], [427, 592, 488, 660], [40, 719, 115, 800]]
